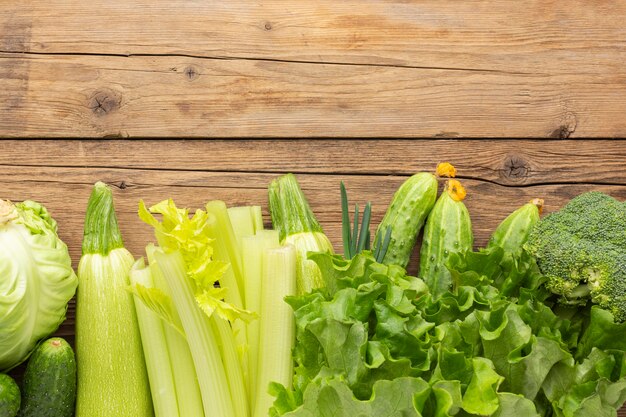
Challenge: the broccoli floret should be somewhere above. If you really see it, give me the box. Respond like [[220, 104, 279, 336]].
[[524, 192, 626, 321]]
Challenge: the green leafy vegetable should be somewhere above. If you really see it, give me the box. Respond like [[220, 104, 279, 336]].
[[0, 199, 77, 372], [272, 241, 626, 417]]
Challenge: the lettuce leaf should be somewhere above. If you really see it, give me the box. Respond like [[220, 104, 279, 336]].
[[273, 249, 626, 417]]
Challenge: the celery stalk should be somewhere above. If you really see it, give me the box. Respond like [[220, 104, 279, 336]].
[[154, 249, 236, 417], [205, 202, 250, 386], [253, 245, 296, 417], [146, 245, 205, 417], [242, 230, 281, 410], [206, 201, 244, 294], [211, 315, 249, 417], [129, 259, 179, 417], [228, 205, 264, 250], [250, 205, 264, 233]]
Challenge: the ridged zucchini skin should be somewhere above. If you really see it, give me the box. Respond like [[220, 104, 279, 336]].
[[487, 199, 543, 255], [0, 374, 20, 417], [18, 338, 76, 417], [419, 180, 473, 299], [76, 249, 152, 417], [374, 172, 438, 269], [76, 183, 152, 417]]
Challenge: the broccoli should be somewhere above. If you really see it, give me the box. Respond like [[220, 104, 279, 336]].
[[524, 191, 626, 321]]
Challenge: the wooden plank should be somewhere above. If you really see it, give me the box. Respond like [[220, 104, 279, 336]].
[[2, 53, 626, 137], [1, 140, 624, 186], [2, 1, 626, 75]]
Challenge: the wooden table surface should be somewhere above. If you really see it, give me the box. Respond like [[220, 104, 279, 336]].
[[3, 1, 626, 137]]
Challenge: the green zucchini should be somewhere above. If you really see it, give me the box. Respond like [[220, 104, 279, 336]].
[[0, 374, 20, 417], [18, 338, 76, 417], [419, 179, 473, 299], [487, 198, 543, 255], [373, 172, 438, 269]]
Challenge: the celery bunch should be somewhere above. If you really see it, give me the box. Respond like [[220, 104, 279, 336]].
[[130, 199, 297, 417]]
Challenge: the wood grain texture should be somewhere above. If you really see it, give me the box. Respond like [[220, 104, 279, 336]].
[[4, 139, 626, 415], [2, 1, 626, 137]]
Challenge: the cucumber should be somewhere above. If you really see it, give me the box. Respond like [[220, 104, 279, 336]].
[[18, 338, 76, 417], [419, 179, 473, 299], [487, 198, 543, 255], [0, 374, 20, 417], [373, 172, 438, 269]]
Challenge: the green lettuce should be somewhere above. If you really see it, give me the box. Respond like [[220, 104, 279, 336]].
[[272, 248, 626, 417]]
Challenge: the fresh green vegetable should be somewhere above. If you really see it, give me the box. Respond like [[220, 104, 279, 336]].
[[0, 374, 20, 417], [75, 182, 152, 417], [373, 171, 438, 268], [269, 174, 334, 294], [243, 230, 281, 411], [487, 198, 543, 256], [0, 199, 77, 372], [271, 245, 626, 417], [340, 182, 391, 262], [253, 245, 296, 417], [205, 202, 250, 385], [419, 179, 473, 299], [524, 192, 626, 321], [139, 199, 256, 417], [129, 259, 181, 417], [18, 337, 76, 417], [145, 245, 205, 417], [228, 205, 264, 250]]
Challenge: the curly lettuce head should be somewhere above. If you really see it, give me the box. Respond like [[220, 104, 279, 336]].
[[0, 199, 77, 371]]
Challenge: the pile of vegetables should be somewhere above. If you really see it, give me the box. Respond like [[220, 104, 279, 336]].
[[2, 163, 626, 417]]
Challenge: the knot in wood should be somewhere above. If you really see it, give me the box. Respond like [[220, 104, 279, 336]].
[[549, 112, 578, 139], [118, 181, 128, 190], [264, 22, 273, 30], [89, 88, 122, 116], [502, 155, 529, 180], [184, 65, 200, 81]]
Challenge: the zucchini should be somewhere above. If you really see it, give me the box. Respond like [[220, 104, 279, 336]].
[[487, 198, 543, 255], [419, 179, 473, 299], [373, 172, 438, 269], [76, 183, 152, 417], [0, 374, 20, 417], [18, 338, 76, 417]]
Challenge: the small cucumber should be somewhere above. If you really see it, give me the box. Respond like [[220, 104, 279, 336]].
[[373, 172, 438, 269], [487, 198, 543, 255], [18, 338, 76, 417], [0, 374, 20, 417], [419, 179, 473, 299]]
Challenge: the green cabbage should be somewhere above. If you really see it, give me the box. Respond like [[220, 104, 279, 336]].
[[0, 199, 77, 371]]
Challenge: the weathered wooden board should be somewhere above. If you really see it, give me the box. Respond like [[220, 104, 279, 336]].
[[2, 1, 626, 137]]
